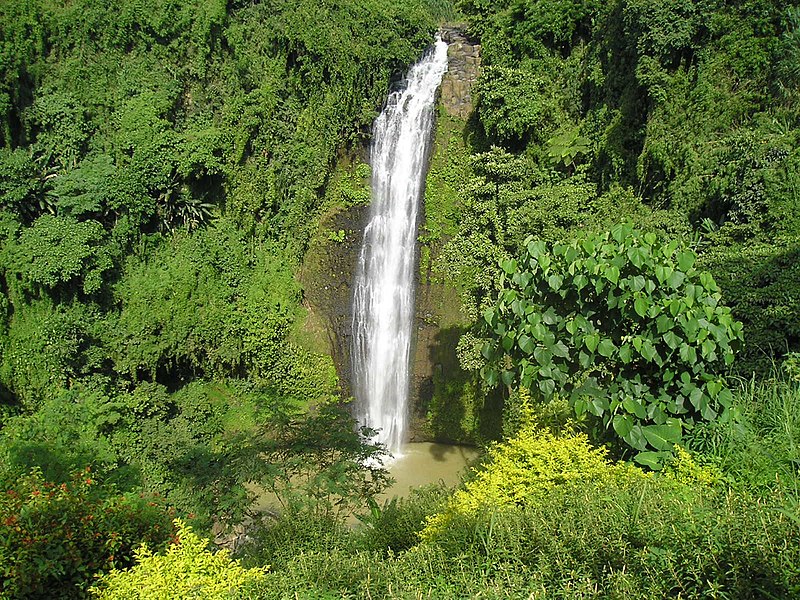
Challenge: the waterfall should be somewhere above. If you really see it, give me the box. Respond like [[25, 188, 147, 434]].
[[352, 37, 449, 456]]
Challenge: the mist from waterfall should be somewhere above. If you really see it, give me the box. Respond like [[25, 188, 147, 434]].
[[351, 37, 449, 456]]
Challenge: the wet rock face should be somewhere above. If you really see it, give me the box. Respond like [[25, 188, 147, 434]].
[[439, 26, 481, 119], [300, 202, 370, 401]]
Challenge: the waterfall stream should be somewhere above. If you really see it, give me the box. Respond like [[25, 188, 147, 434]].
[[352, 37, 449, 456]]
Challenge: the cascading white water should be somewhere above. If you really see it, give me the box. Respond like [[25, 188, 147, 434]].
[[352, 37, 449, 456]]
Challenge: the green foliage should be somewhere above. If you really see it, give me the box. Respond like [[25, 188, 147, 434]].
[[0, 468, 175, 599], [476, 65, 564, 146], [688, 374, 800, 496], [91, 519, 266, 599], [238, 399, 800, 599], [244, 399, 393, 522], [5, 215, 112, 295], [0, 387, 119, 484], [0, 300, 106, 409], [358, 485, 452, 554], [326, 229, 346, 243], [546, 128, 590, 169], [420, 111, 471, 259], [0, 148, 45, 219], [105, 219, 338, 397], [449, 0, 798, 384], [480, 224, 744, 462], [785, 353, 800, 382], [699, 235, 800, 374]]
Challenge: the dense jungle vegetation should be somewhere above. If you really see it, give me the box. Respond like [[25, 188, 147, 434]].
[[1, 0, 799, 598]]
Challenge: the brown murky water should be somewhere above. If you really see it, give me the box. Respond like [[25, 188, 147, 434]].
[[249, 442, 480, 517], [377, 442, 479, 501]]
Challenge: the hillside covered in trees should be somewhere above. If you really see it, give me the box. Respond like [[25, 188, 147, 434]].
[[1, 0, 799, 598]]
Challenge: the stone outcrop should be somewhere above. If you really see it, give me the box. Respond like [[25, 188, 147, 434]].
[[439, 26, 481, 119], [407, 26, 483, 442]]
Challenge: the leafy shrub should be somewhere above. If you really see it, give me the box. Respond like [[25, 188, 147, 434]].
[[661, 444, 722, 487], [0, 468, 175, 599], [91, 519, 266, 599], [0, 301, 106, 410], [420, 429, 648, 540], [480, 224, 744, 465]]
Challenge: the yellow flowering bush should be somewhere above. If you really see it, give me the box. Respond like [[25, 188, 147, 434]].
[[91, 520, 267, 599], [661, 445, 723, 487], [421, 430, 649, 540]]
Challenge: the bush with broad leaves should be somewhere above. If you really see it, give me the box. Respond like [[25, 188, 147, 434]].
[[479, 223, 744, 467]]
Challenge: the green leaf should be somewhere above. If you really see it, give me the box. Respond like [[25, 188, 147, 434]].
[[541, 308, 559, 325], [677, 250, 696, 272], [500, 258, 517, 275], [538, 378, 556, 397], [641, 422, 681, 451], [701, 338, 716, 359], [701, 401, 717, 421], [679, 343, 697, 364], [566, 319, 577, 334], [502, 332, 514, 351], [634, 296, 649, 318], [663, 330, 681, 350], [552, 341, 570, 358], [656, 314, 673, 334], [699, 271, 718, 292], [613, 414, 634, 437], [718, 387, 733, 407], [640, 339, 657, 362], [624, 425, 648, 451], [611, 223, 631, 243], [627, 246, 647, 268], [622, 396, 647, 419], [618, 344, 632, 363], [534, 346, 552, 366], [634, 451, 668, 470], [573, 397, 588, 417], [548, 274, 563, 290], [663, 239, 680, 258], [598, 338, 616, 357], [689, 387, 704, 410], [519, 334, 535, 355], [588, 396, 609, 417], [584, 333, 599, 353], [667, 270, 686, 289], [527, 240, 546, 258]]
